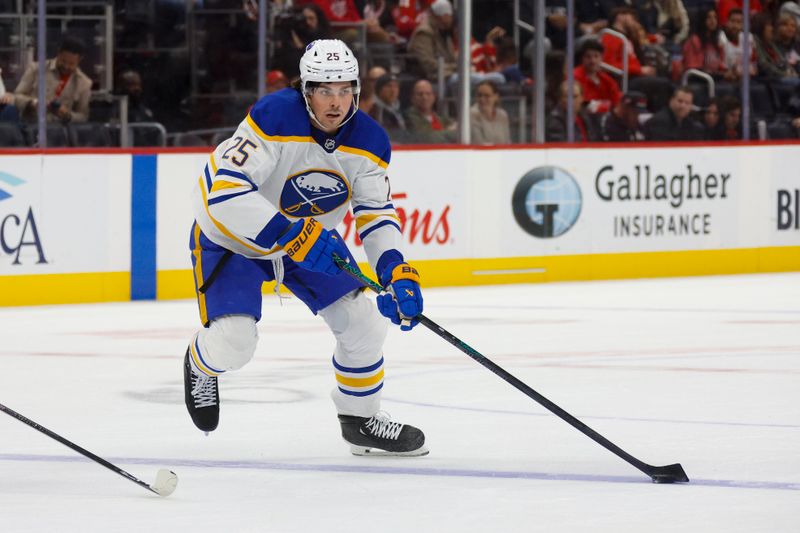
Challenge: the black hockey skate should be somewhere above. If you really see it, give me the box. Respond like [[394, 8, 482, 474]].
[[339, 412, 428, 456], [183, 348, 220, 433]]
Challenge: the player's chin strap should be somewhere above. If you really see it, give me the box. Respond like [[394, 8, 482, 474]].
[[302, 91, 361, 132]]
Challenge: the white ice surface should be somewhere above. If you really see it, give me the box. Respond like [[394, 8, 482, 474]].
[[0, 273, 798, 532]]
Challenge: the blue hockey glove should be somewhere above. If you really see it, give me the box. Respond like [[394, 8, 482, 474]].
[[277, 218, 347, 275], [377, 262, 423, 331]]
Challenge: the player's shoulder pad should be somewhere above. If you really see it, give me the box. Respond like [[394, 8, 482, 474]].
[[247, 88, 311, 139], [341, 110, 392, 166]]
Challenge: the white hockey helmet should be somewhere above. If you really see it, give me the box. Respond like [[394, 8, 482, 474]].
[[299, 39, 361, 130], [299, 39, 361, 94]]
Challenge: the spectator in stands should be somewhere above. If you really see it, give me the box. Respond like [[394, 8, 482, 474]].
[[495, 36, 525, 84], [470, 80, 511, 144], [545, 1, 569, 50], [369, 73, 409, 142], [391, 0, 431, 41], [781, 1, 800, 28], [603, 7, 675, 109], [718, 0, 763, 26], [266, 70, 290, 94], [471, 26, 506, 78], [573, 39, 622, 115], [712, 94, 743, 140], [774, 13, 800, 74], [405, 78, 457, 143], [634, 0, 690, 49], [546, 81, 600, 142], [545, 51, 567, 109], [575, 0, 618, 38], [719, 9, 758, 81], [682, 7, 728, 79], [752, 12, 800, 82], [601, 7, 658, 78], [0, 67, 19, 123], [599, 90, 648, 141], [118, 69, 155, 123], [702, 98, 721, 139], [358, 65, 387, 114], [408, 0, 457, 80], [4, 35, 91, 123], [311, 0, 391, 44], [643, 85, 703, 140], [272, 4, 333, 78]]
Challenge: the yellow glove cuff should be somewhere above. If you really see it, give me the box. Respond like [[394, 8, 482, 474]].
[[283, 218, 323, 262], [391, 263, 421, 284]]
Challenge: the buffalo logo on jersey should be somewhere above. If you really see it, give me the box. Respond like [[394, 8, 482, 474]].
[[280, 169, 350, 217]]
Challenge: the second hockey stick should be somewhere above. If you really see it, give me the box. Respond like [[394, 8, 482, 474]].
[[0, 401, 178, 497], [333, 255, 689, 484]]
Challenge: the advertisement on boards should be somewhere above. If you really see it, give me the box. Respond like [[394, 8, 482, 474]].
[[496, 146, 762, 256], [0, 154, 131, 276]]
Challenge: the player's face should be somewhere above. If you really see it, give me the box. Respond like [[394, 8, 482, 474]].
[[308, 81, 355, 133]]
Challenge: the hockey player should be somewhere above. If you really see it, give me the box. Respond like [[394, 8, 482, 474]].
[[184, 39, 427, 456]]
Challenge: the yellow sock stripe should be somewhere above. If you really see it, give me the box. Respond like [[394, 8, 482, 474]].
[[190, 339, 221, 377], [335, 369, 385, 388], [282, 218, 323, 262], [391, 263, 421, 284], [192, 224, 208, 325]]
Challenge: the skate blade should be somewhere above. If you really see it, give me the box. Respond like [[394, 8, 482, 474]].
[[349, 444, 429, 457]]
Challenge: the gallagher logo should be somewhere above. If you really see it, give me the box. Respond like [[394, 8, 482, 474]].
[[279, 169, 350, 217], [0, 172, 48, 265], [512, 166, 582, 238]]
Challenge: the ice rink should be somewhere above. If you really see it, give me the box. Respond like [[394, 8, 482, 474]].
[[1, 273, 798, 532]]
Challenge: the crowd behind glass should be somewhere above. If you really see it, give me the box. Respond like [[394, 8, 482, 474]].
[[1, 0, 799, 148]]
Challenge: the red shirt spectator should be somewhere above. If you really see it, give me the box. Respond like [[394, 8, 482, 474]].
[[681, 7, 728, 78], [574, 65, 622, 114], [574, 39, 622, 115], [601, 31, 645, 76], [311, 0, 361, 23], [392, 0, 432, 39]]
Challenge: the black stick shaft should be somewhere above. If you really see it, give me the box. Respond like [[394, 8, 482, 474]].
[[0, 402, 158, 494], [333, 256, 687, 482], [415, 314, 653, 474]]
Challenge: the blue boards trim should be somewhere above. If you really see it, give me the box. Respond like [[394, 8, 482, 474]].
[[131, 155, 157, 299]]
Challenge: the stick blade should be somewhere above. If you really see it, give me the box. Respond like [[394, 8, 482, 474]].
[[150, 469, 178, 497], [649, 463, 689, 484]]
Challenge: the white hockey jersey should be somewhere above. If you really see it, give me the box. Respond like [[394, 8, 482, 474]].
[[192, 88, 403, 274]]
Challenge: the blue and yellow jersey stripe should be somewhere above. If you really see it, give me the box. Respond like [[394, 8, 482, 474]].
[[353, 203, 402, 240]]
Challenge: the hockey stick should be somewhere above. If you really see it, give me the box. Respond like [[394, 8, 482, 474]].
[[0, 402, 178, 496], [332, 255, 689, 484]]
